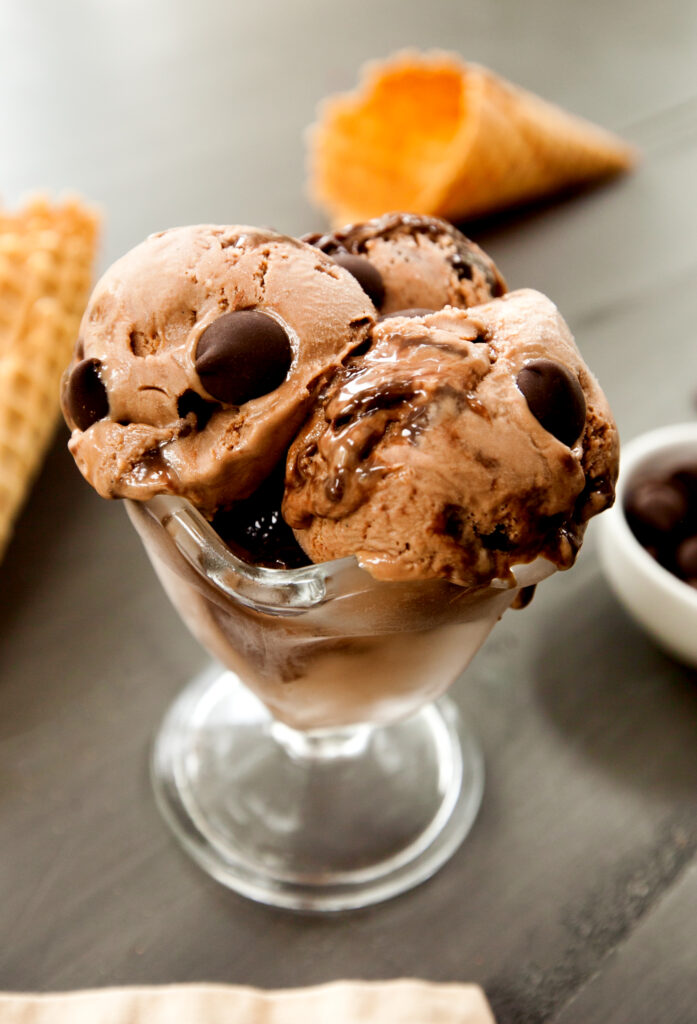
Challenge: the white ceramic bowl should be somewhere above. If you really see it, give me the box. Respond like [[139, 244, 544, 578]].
[[597, 422, 697, 667]]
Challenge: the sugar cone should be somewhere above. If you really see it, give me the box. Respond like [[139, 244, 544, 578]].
[[0, 196, 99, 557], [309, 51, 636, 227]]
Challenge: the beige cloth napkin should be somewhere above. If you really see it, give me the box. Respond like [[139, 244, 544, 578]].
[[0, 980, 495, 1023]]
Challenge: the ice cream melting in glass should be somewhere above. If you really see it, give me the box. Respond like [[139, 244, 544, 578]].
[[61, 213, 621, 908]]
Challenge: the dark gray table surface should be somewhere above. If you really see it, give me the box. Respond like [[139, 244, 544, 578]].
[[1, 2, 696, 1022]]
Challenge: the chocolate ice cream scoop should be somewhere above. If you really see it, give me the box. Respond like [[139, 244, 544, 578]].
[[304, 213, 506, 316], [62, 225, 375, 514], [283, 289, 619, 588]]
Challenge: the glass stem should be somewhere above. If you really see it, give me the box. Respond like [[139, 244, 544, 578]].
[[270, 720, 374, 762]]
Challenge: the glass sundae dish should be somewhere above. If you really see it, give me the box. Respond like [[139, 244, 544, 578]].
[[62, 217, 618, 910]]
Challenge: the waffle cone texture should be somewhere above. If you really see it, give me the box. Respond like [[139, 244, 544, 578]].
[[309, 51, 636, 227], [0, 196, 99, 557]]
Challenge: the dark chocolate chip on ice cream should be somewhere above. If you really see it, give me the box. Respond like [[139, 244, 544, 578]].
[[195, 310, 293, 406], [63, 357, 109, 432], [516, 358, 586, 447]]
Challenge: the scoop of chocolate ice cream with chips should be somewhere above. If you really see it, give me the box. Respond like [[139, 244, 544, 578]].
[[303, 213, 506, 317], [283, 289, 619, 589], [62, 224, 375, 515]]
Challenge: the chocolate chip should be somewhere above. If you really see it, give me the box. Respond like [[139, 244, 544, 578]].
[[516, 359, 586, 447], [332, 254, 385, 308], [623, 463, 697, 585], [195, 310, 292, 405], [676, 535, 697, 579], [64, 358, 109, 431], [625, 479, 688, 545], [670, 466, 697, 504], [377, 308, 435, 322]]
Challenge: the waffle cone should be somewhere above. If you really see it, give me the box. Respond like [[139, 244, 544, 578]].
[[309, 51, 636, 226], [0, 196, 99, 557]]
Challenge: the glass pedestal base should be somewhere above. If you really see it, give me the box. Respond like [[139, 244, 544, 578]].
[[151, 667, 484, 911]]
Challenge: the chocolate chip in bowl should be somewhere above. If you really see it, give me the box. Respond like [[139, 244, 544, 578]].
[[624, 463, 697, 586], [598, 423, 697, 666]]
